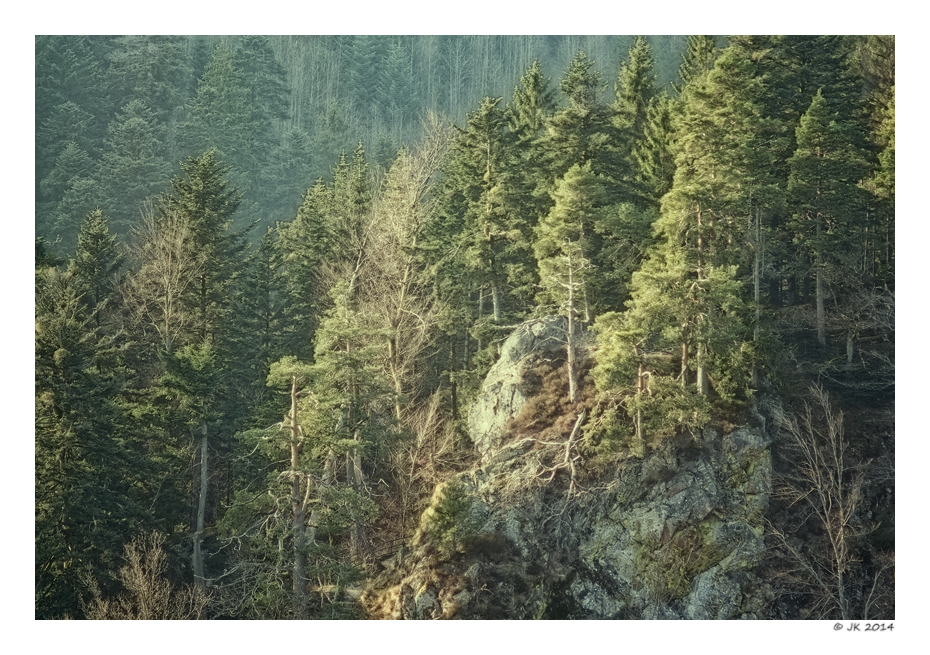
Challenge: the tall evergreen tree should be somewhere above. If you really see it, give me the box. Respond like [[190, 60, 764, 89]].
[[105, 36, 192, 127], [505, 59, 558, 227], [673, 35, 719, 95], [35, 267, 147, 618], [68, 209, 125, 327], [543, 51, 633, 207], [182, 44, 256, 228], [447, 96, 535, 322], [613, 36, 669, 205], [266, 125, 316, 222], [787, 90, 870, 347], [156, 150, 248, 346]]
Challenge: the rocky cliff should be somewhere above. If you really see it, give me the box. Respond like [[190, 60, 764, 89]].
[[363, 317, 773, 619]]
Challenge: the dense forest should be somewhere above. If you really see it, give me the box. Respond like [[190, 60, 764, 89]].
[[35, 35, 894, 620]]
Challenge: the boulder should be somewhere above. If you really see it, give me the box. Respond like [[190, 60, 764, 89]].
[[468, 315, 567, 459]]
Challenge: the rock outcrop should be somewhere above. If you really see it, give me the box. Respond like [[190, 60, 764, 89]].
[[467, 316, 568, 460], [363, 318, 773, 619]]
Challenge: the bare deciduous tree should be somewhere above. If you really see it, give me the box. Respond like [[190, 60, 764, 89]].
[[768, 385, 893, 619], [122, 207, 206, 354], [82, 532, 210, 620], [360, 112, 455, 421]]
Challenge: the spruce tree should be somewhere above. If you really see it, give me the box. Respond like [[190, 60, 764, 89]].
[[68, 208, 125, 327], [449, 96, 534, 322], [673, 35, 719, 95], [787, 90, 870, 348], [182, 44, 256, 228], [505, 59, 558, 231], [613, 36, 669, 205], [535, 162, 605, 322], [35, 268, 148, 618], [104, 36, 192, 128]]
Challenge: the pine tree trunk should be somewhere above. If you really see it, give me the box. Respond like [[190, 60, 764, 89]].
[[566, 250, 578, 404], [752, 209, 761, 387], [289, 376, 308, 620], [476, 288, 484, 351], [697, 342, 709, 396], [567, 310, 577, 404], [347, 430, 369, 564], [193, 421, 208, 590], [634, 363, 645, 458], [680, 342, 689, 388], [816, 260, 826, 348]]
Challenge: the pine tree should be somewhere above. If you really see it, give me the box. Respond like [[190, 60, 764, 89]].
[[275, 179, 333, 359], [613, 36, 669, 205], [50, 179, 105, 251], [310, 280, 392, 562], [39, 141, 94, 202], [505, 59, 558, 230], [379, 38, 415, 137], [535, 164, 607, 402], [105, 36, 192, 127], [787, 90, 870, 348], [448, 96, 534, 323], [267, 125, 315, 223], [156, 150, 248, 345], [535, 163, 605, 321], [546, 52, 615, 176], [507, 59, 557, 142], [614, 36, 657, 150]]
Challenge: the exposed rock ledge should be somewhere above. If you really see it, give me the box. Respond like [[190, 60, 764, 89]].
[[363, 318, 772, 619]]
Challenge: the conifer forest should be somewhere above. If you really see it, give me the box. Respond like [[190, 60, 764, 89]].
[[35, 35, 895, 620]]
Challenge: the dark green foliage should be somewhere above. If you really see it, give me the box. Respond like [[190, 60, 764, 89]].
[[673, 36, 718, 95], [266, 126, 316, 222], [35, 268, 149, 618], [97, 100, 172, 233], [105, 36, 192, 127], [68, 209, 125, 325], [156, 149, 248, 346]]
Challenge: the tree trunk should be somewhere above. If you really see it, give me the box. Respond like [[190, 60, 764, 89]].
[[634, 363, 645, 459], [752, 209, 761, 387], [193, 421, 208, 590], [566, 248, 578, 404], [567, 309, 577, 404], [346, 430, 370, 565], [815, 203, 827, 348], [696, 342, 709, 396], [476, 288, 484, 351], [289, 375, 308, 620], [816, 261, 826, 348], [680, 342, 689, 388]]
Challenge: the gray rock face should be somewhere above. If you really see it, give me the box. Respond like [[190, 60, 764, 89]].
[[365, 320, 773, 620], [467, 316, 567, 460]]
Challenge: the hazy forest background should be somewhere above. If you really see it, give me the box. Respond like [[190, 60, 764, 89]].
[[34, 34, 896, 621]]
